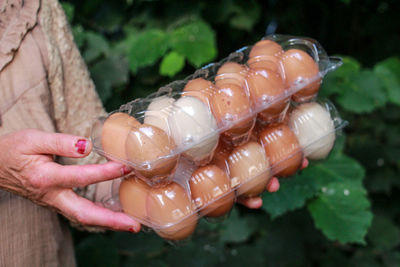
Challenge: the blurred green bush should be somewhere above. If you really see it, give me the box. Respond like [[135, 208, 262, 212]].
[[62, 0, 400, 266]]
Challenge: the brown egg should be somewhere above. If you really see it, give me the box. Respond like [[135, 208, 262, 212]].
[[249, 40, 283, 58], [182, 78, 215, 105], [281, 105, 294, 125], [119, 175, 150, 221], [245, 69, 289, 122], [248, 40, 284, 75], [281, 49, 321, 102], [215, 62, 248, 88], [210, 140, 232, 173], [259, 123, 303, 177], [125, 123, 178, 181], [211, 83, 255, 136], [101, 112, 140, 161], [147, 182, 197, 240], [189, 165, 235, 217], [250, 119, 267, 142], [228, 141, 271, 197]]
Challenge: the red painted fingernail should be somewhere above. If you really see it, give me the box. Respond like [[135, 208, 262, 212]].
[[301, 158, 309, 169], [128, 227, 135, 233], [121, 166, 132, 175], [75, 139, 87, 154]]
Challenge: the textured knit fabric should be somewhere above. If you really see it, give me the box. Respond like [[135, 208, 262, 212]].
[[0, 0, 110, 265]]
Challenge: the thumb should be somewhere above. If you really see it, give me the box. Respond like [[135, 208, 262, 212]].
[[22, 129, 92, 158]]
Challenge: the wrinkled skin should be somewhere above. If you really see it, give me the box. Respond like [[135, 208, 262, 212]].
[[0, 129, 140, 232]]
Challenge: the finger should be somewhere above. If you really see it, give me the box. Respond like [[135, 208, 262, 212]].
[[237, 196, 263, 209], [40, 161, 131, 188], [266, 177, 280, 192], [301, 158, 309, 169], [48, 189, 141, 232], [23, 130, 92, 157]]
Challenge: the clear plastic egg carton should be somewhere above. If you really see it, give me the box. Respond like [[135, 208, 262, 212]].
[[90, 34, 347, 241]]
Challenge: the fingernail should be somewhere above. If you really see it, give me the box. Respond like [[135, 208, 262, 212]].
[[75, 139, 88, 154], [121, 165, 132, 176], [128, 225, 140, 233]]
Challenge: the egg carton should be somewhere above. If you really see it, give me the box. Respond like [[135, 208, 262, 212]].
[[90, 34, 346, 241], [101, 98, 347, 241]]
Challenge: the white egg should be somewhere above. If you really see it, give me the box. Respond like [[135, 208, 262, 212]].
[[288, 102, 335, 160], [144, 96, 175, 134], [168, 96, 219, 163]]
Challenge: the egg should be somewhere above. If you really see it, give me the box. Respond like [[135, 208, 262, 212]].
[[281, 49, 321, 102], [144, 96, 175, 134], [182, 78, 215, 105], [125, 123, 178, 181], [249, 40, 284, 59], [211, 83, 255, 137], [215, 62, 248, 88], [259, 123, 303, 177], [210, 140, 233, 173], [250, 119, 267, 142], [248, 40, 284, 75], [228, 141, 271, 197], [101, 112, 140, 161], [288, 102, 335, 160], [168, 96, 219, 164], [119, 175, 150, 221], [147, 182, 197, 240], [245, 69, 289, 122], [189, 165, 235, 217]]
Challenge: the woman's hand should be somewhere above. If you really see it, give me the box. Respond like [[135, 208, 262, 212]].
[[0, 129, 140, 232], [237, 158, 309, 209]]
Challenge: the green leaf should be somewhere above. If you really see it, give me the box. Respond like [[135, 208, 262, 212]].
[[337, 70, 387, 113], [335, 56, 361, 77], [329, 134, 346, 156], [83, 32, 110, 62], [220, 208, 255, 243], [90, 52, 129, 102], [169, 20, 217, 68], [262, 173, 318, 219], [75, 235, 119, 267], [159, 51, 185, 77], [320, 56, 360, 98], [128, 29, 169, 73], [303, 153, 372, 244], [374, 57, 400, 106], [313, 153, 366, 185], [61, 2, 74, 23], [308, 180, 372, 244], [263, 152, 364, 220], [72, 25, 85, 49], [298, 153, 365, 192], [367, 215, 400, 251], [229, 1, 261, 31]]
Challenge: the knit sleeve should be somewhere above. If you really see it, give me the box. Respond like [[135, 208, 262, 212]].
[[38, 0, 111, 203]]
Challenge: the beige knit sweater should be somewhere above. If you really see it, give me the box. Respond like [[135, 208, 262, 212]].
[[0, 0, 111, 219]]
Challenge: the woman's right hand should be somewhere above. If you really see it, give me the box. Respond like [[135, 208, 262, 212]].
[[0, 129, 140, 233]]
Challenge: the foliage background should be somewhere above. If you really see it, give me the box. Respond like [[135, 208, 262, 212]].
[[62, 0, 400, 266]]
